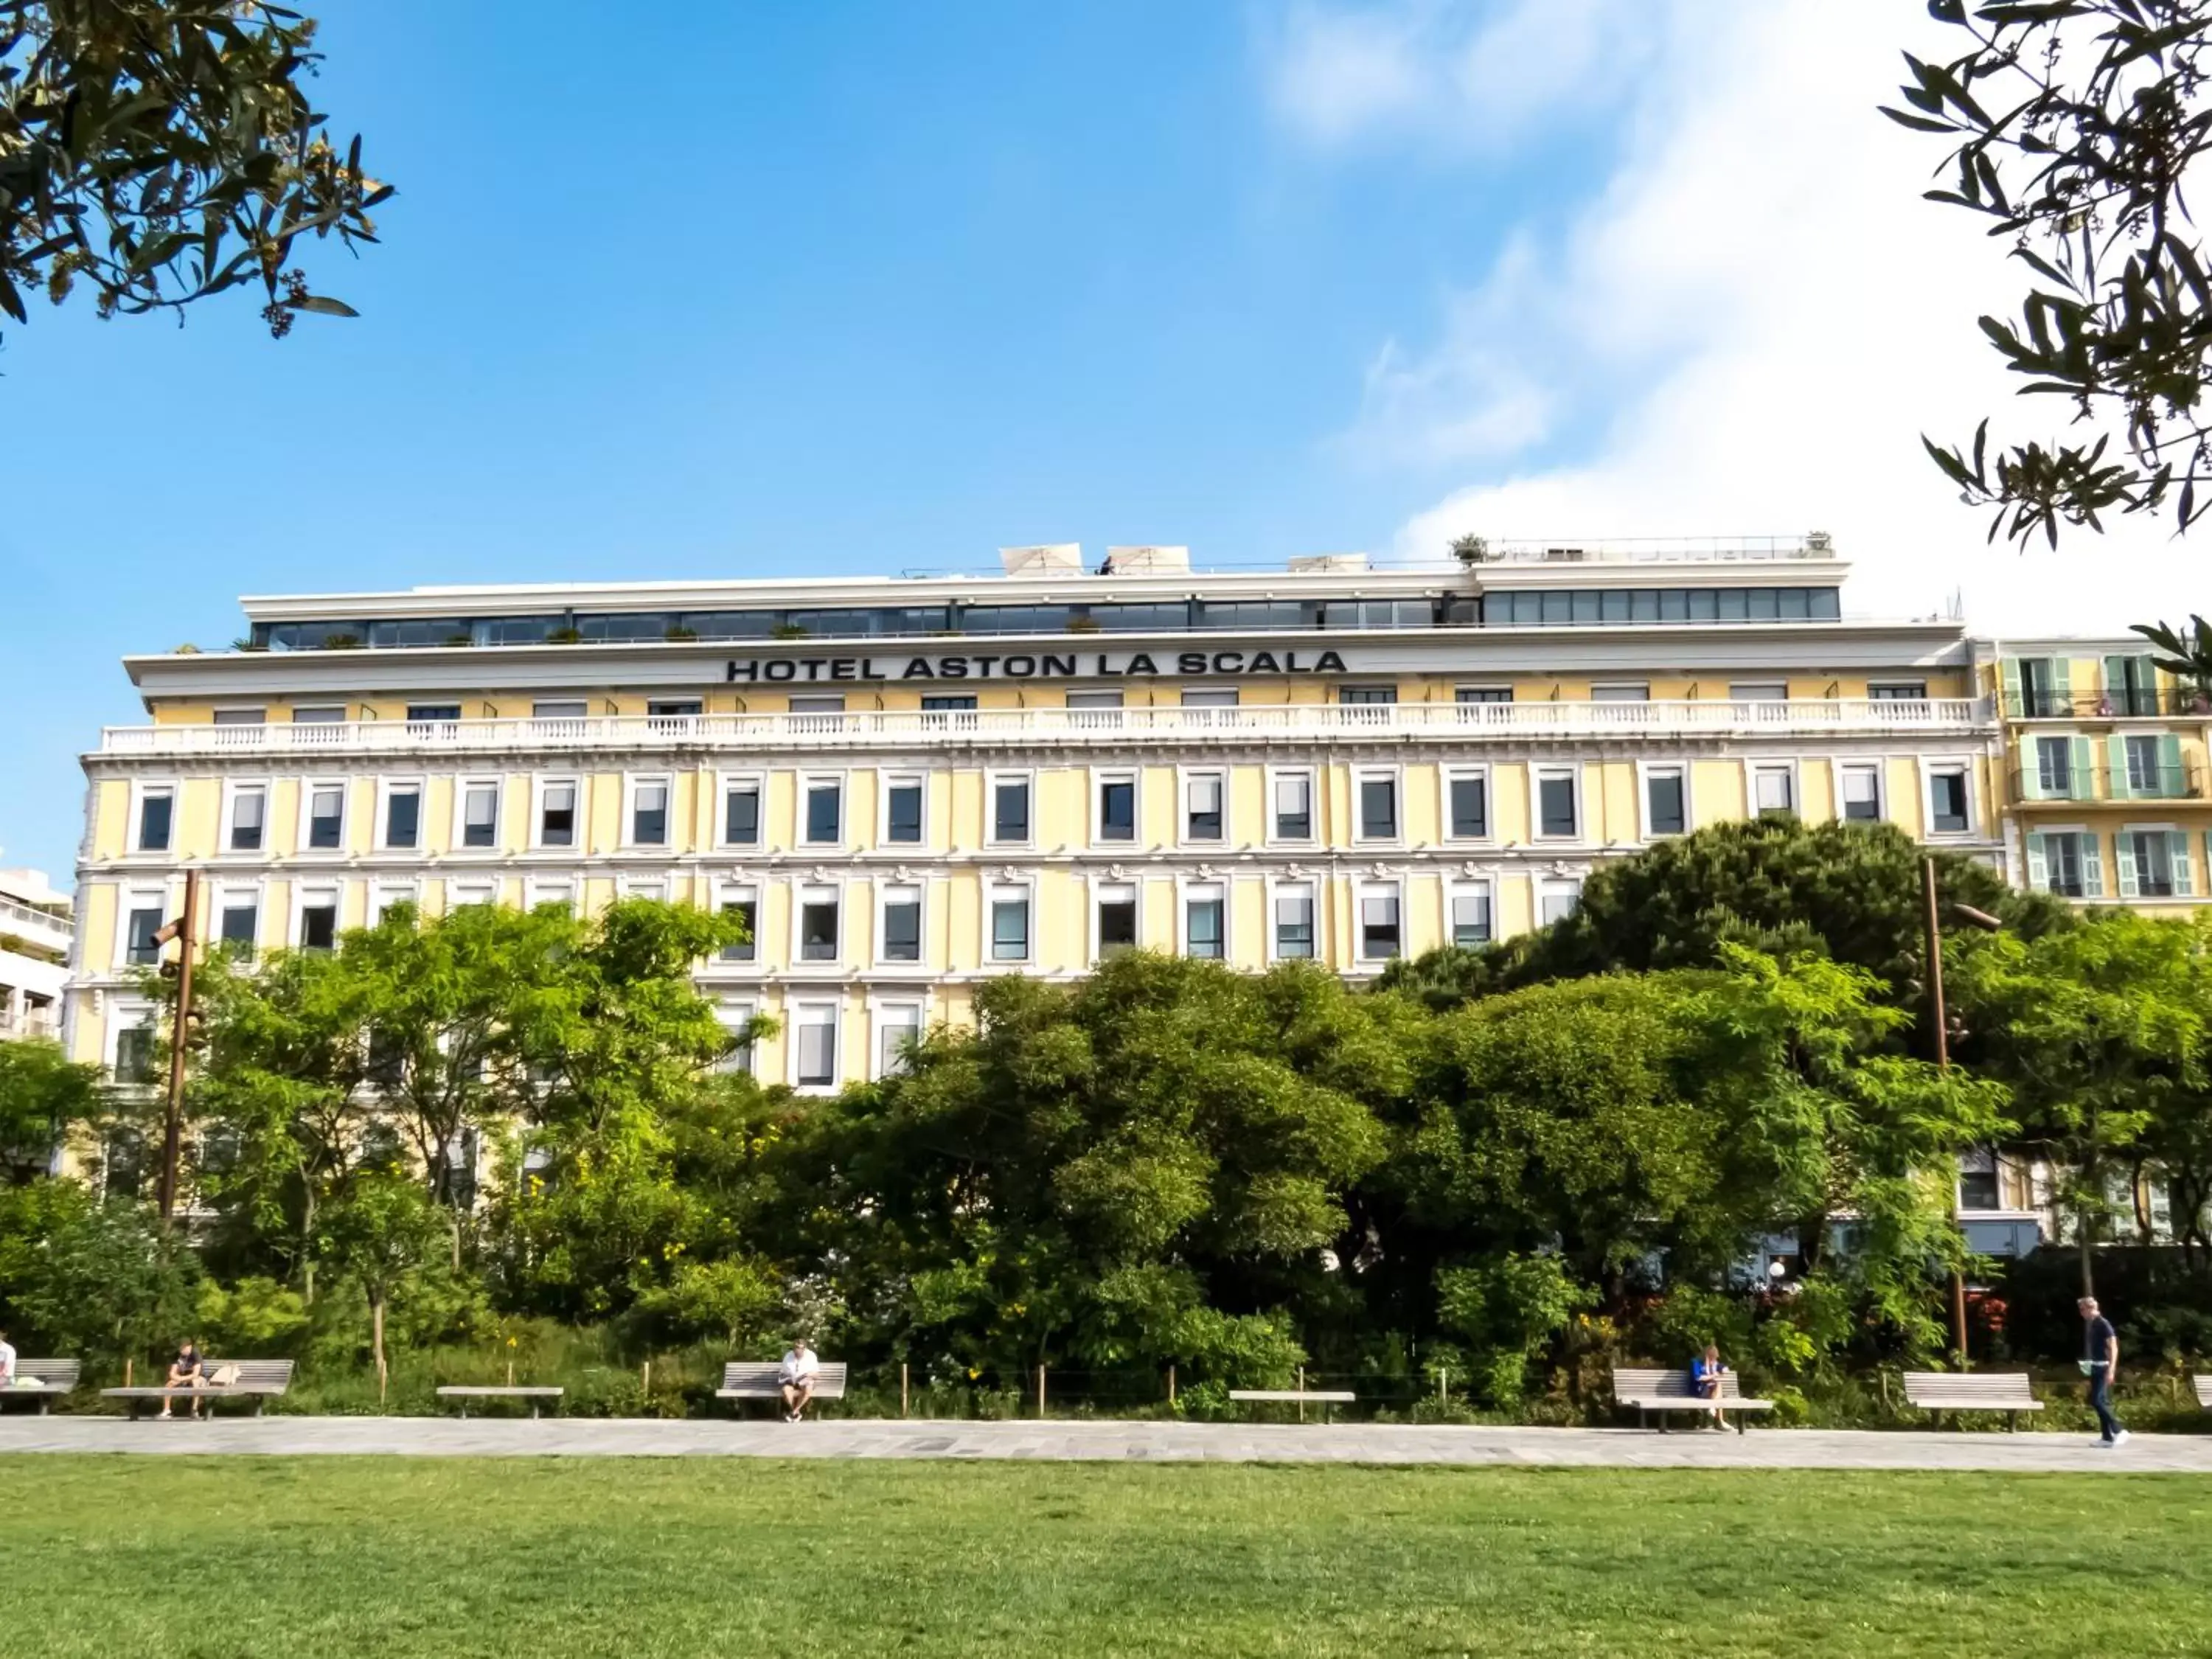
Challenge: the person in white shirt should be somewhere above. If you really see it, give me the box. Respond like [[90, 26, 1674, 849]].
[[0, 1329, 16, 1386], [777, 1338, 821, 1423]]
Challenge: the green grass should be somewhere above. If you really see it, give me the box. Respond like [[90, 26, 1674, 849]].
[[4, 1459, 2208, 1657]]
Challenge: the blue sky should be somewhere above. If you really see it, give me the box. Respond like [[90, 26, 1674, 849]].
[[0, 1, 2168, 883]]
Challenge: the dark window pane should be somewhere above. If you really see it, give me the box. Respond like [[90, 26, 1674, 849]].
[[125, 906, 164, 966], [1098, 900, 1137, 955], [299, 905, 337, 951], [1361, 896, 1400, 959], [1932, 771, 1969, 832], [1360, 777, 1397, 838], [386, 790, 420, 849], [1099, 780, 1135, 840], [1275, 897, 1314, 959], [806, 785, 841, 844], [633, 785, 669, 846], [309, 788, 344, 849], [883, 900, 922, 961], [114, 1029, 157, 1085], [138, 794, 173, 852], [992, 899, 1029, 961], [1338, 685, 1397, 706], [1539, 776, 1577, 837], [801, 901, 839, 960], [887, 784, 924, 844], [720, 901, 758, 962], [540, 785, 576, 848], [1186, 899, 1224, 959], [1647, 773, 1686, 835], [995, 780, 1030, 841], [1450, 776, 1487, 838], [922, 694, 978, 712], [724, 785, 759, 845], [219, 905, 257, 952]]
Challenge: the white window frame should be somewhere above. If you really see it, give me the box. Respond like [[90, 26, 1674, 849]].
[[2023, 825, 2101, 900], [376, 776, 427, 852], [220, 778, 271, 856], [1745, 759, 1801, 818], [1178, 877, 1228, 961], [625, 772, 675, 849], [792, 881, 843, 967], [532, 774, 583, 852], [877, 880, 928, 968], [1830, 758, 1884, 826], [522, 874, 576, 914], [105, 997, 159, 1081], [715, 998, 759, 1075], [1441, 763, 1493, 844], [1537, 875, 1583, 927], [614, 873, 668, 902], [1266, 877, 1319, 963], [787, 998, 842, 1094], [1266, 765, 1318, 846], [715, 770, 765, 850], [985, 768, 1036, 849], [1352, 765, 1403, 846], [210, 880, 264, 956], [1091, 766, 1141, 848], [878, 769, 929, 849], [1531, 763, 1583, 842], [984, 879, 1035, 967], [869, 998, 926, 1081], [709, 878, 762, 964], [2117, 823, 2194, 898], [128, 779, 178, 855], [366, 878, 420, 928], [1443, 877, 1495, 950], [297, 776, 350, 858], [1354, 880, 1403, 964], [451, 774, 504, 854], [1589, 681, 1651, 703], [1178, 765, 1229, 849], [1637, 760, 1692, 840], [796, 771, 846, 850], [291, 880, 344, 949], [116, 883, 173, 970], [1090, 876, 1141, 961], [1919, 757, 1978, 838]]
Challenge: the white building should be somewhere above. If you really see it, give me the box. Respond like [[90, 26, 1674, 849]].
[[0, 860, 72, 1043]]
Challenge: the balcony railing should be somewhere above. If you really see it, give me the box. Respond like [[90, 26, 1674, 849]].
[[2009, 764, 2205, 802], [0, 894, 72, 942], [98, 698, 1991, 758], [0, 1007, 60, 1041], [2006, 688, 2212, 720]]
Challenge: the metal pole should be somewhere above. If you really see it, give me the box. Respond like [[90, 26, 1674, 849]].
[[156, 869, 200, 1228], [901, 1362, 909, 1419], [1036, 1363, 1046, 1419], [1924, 856, 1969, 1369]]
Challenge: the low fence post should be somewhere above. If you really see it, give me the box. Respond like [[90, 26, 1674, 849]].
[[641, 1360, 651, 1402], [1167, 1363, 1176, 1407], [1037, 1363, 1047, 1419], [901, 1362, 910, 1419], [1297, 1364, 1306, 1424]]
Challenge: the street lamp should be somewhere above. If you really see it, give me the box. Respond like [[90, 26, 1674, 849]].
[[1922, 856, 2003, 1367]]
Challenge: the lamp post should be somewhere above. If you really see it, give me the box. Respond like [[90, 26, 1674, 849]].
[[153, 868, 201, 1228], [1921, 855, 2002, 1367]]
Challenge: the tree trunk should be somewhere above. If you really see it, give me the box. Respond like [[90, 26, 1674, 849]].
[[2078, 1200, 2096, 1299], [372, 1293, 387, 1406]]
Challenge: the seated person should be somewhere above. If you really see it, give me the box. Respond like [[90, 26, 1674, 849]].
[[159, 1339, 210, 1420], [778, 1338, 821, 1423], [1691, 1343, 1729, 1430], [0, 1326, 16, 1386]]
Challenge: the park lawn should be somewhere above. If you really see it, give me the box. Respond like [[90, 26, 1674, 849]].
[[4, 1459, 2208, 1658]]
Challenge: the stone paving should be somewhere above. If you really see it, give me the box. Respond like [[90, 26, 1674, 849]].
[[4, 1413, 2210, 1471]]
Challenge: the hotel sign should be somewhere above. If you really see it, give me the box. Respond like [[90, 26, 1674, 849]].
[[726, 648, 1352, 684]]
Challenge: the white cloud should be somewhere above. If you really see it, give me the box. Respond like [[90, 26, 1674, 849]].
[[1279, 0, 2204, 635]]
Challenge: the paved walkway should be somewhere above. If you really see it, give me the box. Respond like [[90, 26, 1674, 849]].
[[4, 1415, 2208, 1471]]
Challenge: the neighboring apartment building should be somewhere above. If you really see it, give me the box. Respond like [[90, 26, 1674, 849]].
[[0, 862, 72, 1045], [66, 538, 2003, 1113]]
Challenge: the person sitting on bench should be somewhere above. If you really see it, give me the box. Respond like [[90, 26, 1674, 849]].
[[778, 1338, 821, 1423], [159, 1339, 210, 1420], [1691, 1343, 1730, 1430]]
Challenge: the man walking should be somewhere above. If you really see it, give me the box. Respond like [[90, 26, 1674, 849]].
[[2079, 1296, 2129, 1447]]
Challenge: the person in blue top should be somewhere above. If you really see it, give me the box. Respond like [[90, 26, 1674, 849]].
[[2079, 1297, 2129, 1447], [1691, 1343, 1729, 1430]]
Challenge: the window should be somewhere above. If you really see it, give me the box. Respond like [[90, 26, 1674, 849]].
[[880, 888, 922, 963], [719, 897, 758, 962], [1751, 765, 1795, 817], [992, 776, 1032, 844], [299, 900, 338, 951], [1958, 1157, 2002, 1211], [218, 901, 257, 955], [631, 780, 669, 846], [1360, 892, 1401, 960], [1646, 767, 1688, 835], [229, 786, 266, 852], [1729, 681, 1787, 703], [539, 780, 578, 848], [307, 782, 346, 849], [714, 1002, 758, 1075], [1273, 771, 1313, 840], [1185, 889, 1225, 960], [1181, 688, 1239, 708], [885, 778, 924, 844], [2124, 734, 2168, 796], [1096, 886, 1138, 958], [991, 891, 1031, 962], [384, 784, 422, 849], [1067, 689, 1124, 711], [212, 707, 266, 726], [2027, 830, 2098, 899], [1869, 682, 1927, 701], [1339, 685, 1397, 706], [1928, 766, 1972, 834], [1535, 768, 1578, 838], [1184, 772, 1225, 842], [1456, 686, 1512, 705], [1450, 888, 1492, 948], [876, 1004, 924, 1079], [292, 704, 347, 724], [460, 781, 499, 849], [1838, 763, 1881, 823], [1097, 773, 1136, 842], [803, 779, 842, 845], [722, 778, 760, 845], [137, 788, 174, 852], [922, 694, 978, 712], [448, 879, 498, 911], [405, 703, 461, 726], [799, 891, 841, 961], [2105, 653, 2159, 717], [2011, 656, 2061, 718], [788, 695, 845, 717], [647, 698, 703, 720], [114, 1024, 158, 1085], [1357, 772, 1398, 841], [532, 700, 588, 721], [367, 883, 419, 928], [1590, 682, 1649, 703], [2120, 830, 2193, 898], [1446, 771, 1488, 839], [1274, 891, 1315, 960], [125, 905, 164, 967], [794, 1005, 838, 1089], [1539, 879, 1582, 925]]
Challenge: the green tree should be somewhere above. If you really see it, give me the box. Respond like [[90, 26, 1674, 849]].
[[1885, 0, 2212, 546], [2, 0, 389, 338], [0, 1037, 101, 1183], [0, 1178, 199, 1365], [323, 1172, 445, 1397]]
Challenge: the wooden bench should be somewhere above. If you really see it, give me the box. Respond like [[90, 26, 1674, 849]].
[[717, 1361, 848, 1414], [1612, 1367, 1775, 1433], [1228, 1388, 1357, 1423], [1902, 1371, 2043, 1430], [1, 1360, 81, 1415], [436, 1385, 564, 1419], [102, 1359, 296, 1419], [2192, 1374, 2211, 1410]]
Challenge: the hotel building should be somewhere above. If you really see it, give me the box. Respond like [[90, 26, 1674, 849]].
[[66, 538, 2003, 1100]]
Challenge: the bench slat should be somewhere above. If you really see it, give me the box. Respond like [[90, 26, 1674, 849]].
[[1901, 1371, 2040, 1410], [435, 1387, 565, 1397], [100, 1358, 295, 1417], [1226, 1389, 1357, 1403], [717, 1362, 848, 1400]]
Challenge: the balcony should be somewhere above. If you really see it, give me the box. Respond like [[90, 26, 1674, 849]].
[[0, 1006, 60, 1042], [2009, 764, 2204, 803], [2006, 688, 2212, 720], [97, 698, 1992, 759], [0, 893, 73, 953]]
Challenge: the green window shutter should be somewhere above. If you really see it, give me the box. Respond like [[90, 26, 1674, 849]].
[[2116, 832, 2140, 897], [2081, 832, 2104, 897], [2158, 732, 2184, 796], [2070, 737, 2096, 801], [2107, 734, 2130, 799], [2020, 745, 2045, 801], [2002, 658, 2023, 717], [2052, 657, 2075, 713], [2172, 832, 2195, 897], [2101, 654, 2131, 711], [2025, 831, 2049, 890]]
